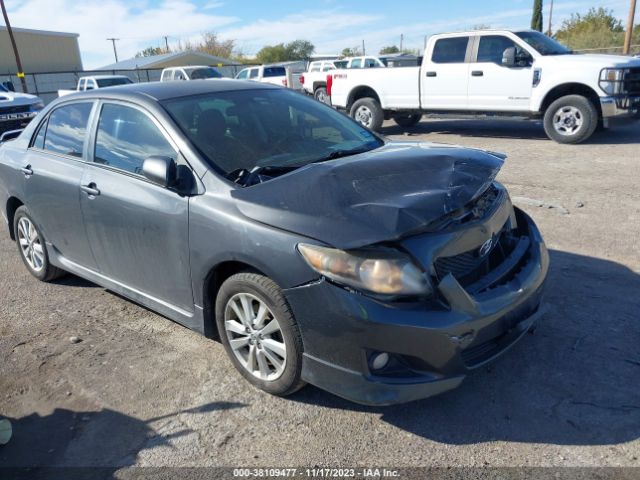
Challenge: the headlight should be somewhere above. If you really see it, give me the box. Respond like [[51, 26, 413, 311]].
[[599, 68, 626, 95], [297, 243, 432, 296], [30, 102, 45, 111]]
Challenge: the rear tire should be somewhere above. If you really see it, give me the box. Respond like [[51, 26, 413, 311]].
[[13, 206, 65, 282], [350, 97, 384, 132], [543, 95, 598, 144], [314, 86, 330, 105], [393, 114, 422, 128], [215, 272, 306, 397]]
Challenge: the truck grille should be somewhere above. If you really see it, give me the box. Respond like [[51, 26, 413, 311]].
[[0, 105, 31, 115], [0, 118, 31, 134], [624, 68, 640, 96]]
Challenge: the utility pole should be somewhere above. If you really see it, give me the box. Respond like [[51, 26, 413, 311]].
[[547, 0, 554, 36], [623, 0, 637, 55], [107, 38, 120, 62], [163, 35, 170, 52], [400, 34, 404, 52], [0, 0, 28, 93], [362, 40, 366, 55]]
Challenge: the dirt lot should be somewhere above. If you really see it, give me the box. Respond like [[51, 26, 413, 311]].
[[1, 119, 639, 473]]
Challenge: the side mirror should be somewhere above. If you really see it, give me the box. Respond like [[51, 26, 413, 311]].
[[142, 156, 177, 188], [502, 47, 516, 67]]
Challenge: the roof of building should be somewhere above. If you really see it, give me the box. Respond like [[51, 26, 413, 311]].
[[0, 25, 79, 38], [97, 50, 237, 70]]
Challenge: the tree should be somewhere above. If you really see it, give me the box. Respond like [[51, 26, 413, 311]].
[[555, 8, 624, 51], [256, 40, 314, 63], [341, 47, 361, 57], [174, 31, 239, 60], [379, 45, 400, 54], [471, 24, 492, 30], [135, 46, 168, 58], [531, 0, 543, 32]]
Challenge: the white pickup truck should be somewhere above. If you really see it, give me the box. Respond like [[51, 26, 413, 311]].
[[58, 75, 133, 97], [0, 82, 44, 142], [328, 30, 640, 143]]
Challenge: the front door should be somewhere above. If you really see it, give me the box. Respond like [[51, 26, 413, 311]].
[[467, 34, 534, 111], [80, 101, 194, 312], [22, 101, 98, 270], [421, 35, 471, 110]]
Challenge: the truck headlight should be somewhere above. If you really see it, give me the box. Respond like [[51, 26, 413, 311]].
[[298, 243, 431, 296], [30, 101, 45, 112], [599, 68, 626, 95]]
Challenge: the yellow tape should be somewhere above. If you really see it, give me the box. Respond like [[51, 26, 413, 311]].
[[16, 72, 25, 78]]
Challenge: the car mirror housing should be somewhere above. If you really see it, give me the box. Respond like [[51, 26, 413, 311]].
[[142, 156, 177, 188], [502, 47, 516, 67]]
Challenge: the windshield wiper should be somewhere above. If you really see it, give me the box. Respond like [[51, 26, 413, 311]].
[[226, 164, 299, 186], [310, 146, 374, 164]]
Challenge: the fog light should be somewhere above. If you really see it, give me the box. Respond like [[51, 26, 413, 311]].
[[370, 352, 390, 371]]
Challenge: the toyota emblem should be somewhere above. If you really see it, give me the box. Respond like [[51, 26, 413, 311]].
[[479, 238, 493, 257]]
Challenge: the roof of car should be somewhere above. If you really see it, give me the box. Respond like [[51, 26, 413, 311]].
[[62, 79, 277, 102]]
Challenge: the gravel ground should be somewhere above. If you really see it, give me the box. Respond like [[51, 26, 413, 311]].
[[0, 119, 639, 473]]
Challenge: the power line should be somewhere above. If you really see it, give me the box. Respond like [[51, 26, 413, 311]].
[[107, 37, 120, 62], [0, 0, 28, 93]]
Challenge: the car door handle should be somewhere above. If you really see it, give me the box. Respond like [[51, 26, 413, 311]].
[[81, 183, 100, 197], [21, 165, 33, 176], [471, 70, 484, 77], [426, 71, 437, 77]]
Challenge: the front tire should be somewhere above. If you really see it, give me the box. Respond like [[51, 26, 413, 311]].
[[394, 114, 422, 128], [13, 206, 65, 282], [215, 272, 305, 397], [350, 97, 384, 132], [543, 95, 598, 144]]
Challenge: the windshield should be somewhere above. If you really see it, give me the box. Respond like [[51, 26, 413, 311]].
[[188, 67, 222, 79], [163, 88, 383, 180], [96, 77, 133, 87], [515, 31, 572, 55], [263, 67, 286, 77]]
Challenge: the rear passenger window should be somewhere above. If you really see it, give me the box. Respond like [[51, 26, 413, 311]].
[[350, 59, 362, 68], [94, 103, 176, 175], [432, 37, 469, 63], [44, 103, 93, 157], [249, 69, 259, 79]]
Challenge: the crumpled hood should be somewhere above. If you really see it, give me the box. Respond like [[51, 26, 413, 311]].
[[231, 142, 504, 249]]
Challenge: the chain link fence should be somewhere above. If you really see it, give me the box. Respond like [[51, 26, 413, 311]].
[[1, 65, 254, 104]]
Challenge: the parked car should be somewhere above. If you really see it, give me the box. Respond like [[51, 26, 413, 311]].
[[235, 66, 288, 87], [300, 60, 342, 103], [160, 66, 223, 82], [0, 81, 548, 405], [328, 29, 640, 143], [58, 75, 133, 97], [344, 56, 387, 69], [0, 82, 44, 142]]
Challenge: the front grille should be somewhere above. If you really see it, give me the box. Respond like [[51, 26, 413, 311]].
[[434, 222, 517, 288], [0, 118, 31, 134], [624, 68, 640, 96]]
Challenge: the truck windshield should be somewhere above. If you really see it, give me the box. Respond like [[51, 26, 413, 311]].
[[96, 78, 133, 87], [515, 31, 573, 55], [163, 88, 383, 180], [188, 68, 223, 79]]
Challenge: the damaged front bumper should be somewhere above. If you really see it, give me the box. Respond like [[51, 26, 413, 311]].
[[284, 207, 549, 406]]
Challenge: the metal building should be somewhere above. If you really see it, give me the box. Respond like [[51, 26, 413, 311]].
[[0, 26, 82, 74]]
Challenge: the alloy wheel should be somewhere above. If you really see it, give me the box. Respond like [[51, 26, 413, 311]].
[[553, 106, 583, 136], [224, 293, 287, 381], [355, 105, 373, 127], [17, 217, 45, 272]]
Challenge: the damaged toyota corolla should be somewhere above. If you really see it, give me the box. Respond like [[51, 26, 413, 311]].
[[0, 81, 548, 405]]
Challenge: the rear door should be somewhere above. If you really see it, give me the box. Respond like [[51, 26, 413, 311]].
[[21, 101, 98, 269], [467, 34, 534, 111], [421, 35, 472, 110], [80, 101, 194, 312]]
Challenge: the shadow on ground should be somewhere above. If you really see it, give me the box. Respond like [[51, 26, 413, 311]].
[[291, 249, 640, 446], [381, 119, 640, 145], [0, 402, 245, 478]]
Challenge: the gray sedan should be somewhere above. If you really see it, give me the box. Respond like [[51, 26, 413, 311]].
[[0, 81, 548, 405]]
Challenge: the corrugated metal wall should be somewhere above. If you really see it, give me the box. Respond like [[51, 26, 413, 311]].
[[0, 29, 82, 74]]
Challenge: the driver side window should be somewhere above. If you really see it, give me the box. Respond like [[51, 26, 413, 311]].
[[477, 35, 528, 64]]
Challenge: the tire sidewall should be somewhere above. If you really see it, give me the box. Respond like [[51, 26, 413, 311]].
[[215, 273, 303, 396], [13, 206, 50, 281], [394, 114, 422, 128], [350, 97, 384, 132], [543, 95, 597, 144]]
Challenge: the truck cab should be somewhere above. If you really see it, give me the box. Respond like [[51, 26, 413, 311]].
[[328, 30, 640, 143]]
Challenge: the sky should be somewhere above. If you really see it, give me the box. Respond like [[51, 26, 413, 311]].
[[5, 0, 636, 69]]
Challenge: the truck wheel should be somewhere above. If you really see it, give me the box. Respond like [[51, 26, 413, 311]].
[[314, 87, 330, 105], [216, 272, 306, 397], [394, 114, 422, 128], [350, 97, 384, 132], [543, 95, 598, 144]]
